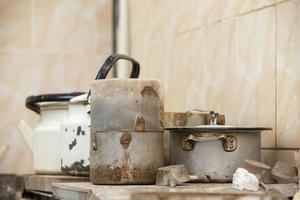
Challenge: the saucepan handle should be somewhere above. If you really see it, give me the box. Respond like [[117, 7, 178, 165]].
[[185, 134, 227, 142], [181, 134, 237, 152], [87, 54, 140, 99], [95, 54, 140, 80]]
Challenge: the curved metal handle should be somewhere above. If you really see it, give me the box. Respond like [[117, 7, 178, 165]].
[[181, 134, 237, 152], [26, 92, 85, 114], [95, 54, 140, 80], [185, 134, 226, 142]]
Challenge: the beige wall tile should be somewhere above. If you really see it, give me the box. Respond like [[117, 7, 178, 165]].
[[0, 52, 65, 174], [0, 52, 35, 174], [0, 0, 31, 50], [62, 53, 112, 92], [276, 0, 300, 148], [33, 0, 111, 54], [130, 0, 280, 47], [238, 7, 276, 148], [131, 7, 276, 148], [223, 0, 279, 18], [262, 149, 299, 166], [0, 0, 112, 174]]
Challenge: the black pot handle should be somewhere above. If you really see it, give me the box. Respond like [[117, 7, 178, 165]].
[[95, 54, 140, 80], [26, 92, 85, 114]]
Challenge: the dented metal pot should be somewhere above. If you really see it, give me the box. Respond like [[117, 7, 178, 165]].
[[91, 131, 163, 184], [90, 54, 164, 184], [167, 126, 271, 182]]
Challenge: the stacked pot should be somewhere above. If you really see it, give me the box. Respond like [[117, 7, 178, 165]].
[[90, 54, 165, 184]]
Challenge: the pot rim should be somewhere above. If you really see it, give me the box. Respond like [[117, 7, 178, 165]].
[[166, 125, 272, 133]]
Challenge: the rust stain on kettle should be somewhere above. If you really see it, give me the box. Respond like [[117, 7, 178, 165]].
[[120, 133, 132, 149], [69, 138, 77, 150], [61, 159, 89, 176], [141, 86, 158, 97], [135, 114, 145, 132], [77, 126, 81, 135]]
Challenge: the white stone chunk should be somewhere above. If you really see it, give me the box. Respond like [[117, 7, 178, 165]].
[[232, 168, 259, 192]]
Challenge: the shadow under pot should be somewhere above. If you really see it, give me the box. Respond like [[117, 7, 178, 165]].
[[90, 54, 164, 184], [167, 126, 272, 183], [18, 92, 84, 174]]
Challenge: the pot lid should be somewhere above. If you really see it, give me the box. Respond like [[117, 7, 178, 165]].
[[70, 93, 88, 104], [165, 125, 272, 133]]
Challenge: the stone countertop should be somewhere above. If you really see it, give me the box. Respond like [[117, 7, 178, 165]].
[[52, 182, 271, 200]]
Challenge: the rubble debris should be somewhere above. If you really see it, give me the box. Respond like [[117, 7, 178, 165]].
[[241, 159, 273, 184], [156, 165, 197, 188], [294, 151, 300, 185], [232, 168, 259, 191], [271, 161, 298, 183], [294, 191, 300, 200]]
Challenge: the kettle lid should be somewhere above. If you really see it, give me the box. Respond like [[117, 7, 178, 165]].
[[70, 93, 88, 104]]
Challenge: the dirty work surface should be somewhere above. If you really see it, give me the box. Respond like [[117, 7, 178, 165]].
[[23, 174, 89, 192], [52, 182, 296, 200]]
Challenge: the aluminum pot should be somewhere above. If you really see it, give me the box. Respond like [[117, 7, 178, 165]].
[[167, 126, 271, 182], [161, 111, 225, 165], [90, 131, 163, 184], [90, 54, 164, 184], [18, 92, 84, 174]]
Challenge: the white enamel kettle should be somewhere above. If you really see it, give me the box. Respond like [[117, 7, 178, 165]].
[[61, 93, 90, 176], [18, 92, 84, 174]]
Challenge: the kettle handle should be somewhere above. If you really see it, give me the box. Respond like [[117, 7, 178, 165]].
[[26, 92, 85, 114], [94, 54, 140, 80]]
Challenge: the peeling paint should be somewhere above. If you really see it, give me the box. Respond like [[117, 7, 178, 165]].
[[69, 138, 77, 150]]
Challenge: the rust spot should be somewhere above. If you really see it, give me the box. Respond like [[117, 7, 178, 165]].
[[77, 126, 82, 136], [175, 113, 188, 127], [69, 138, 77, 150], [92, 135, 97, 151], [205, 175, 211, 181], [217, 114, 225, 125], [61, 159, 89, 176], [120, 133, 132, 149], [91, 165, 156, 184], [135, 114, 145, 131], [206, 113, 225, 125], [159, 120, 164, 128], [141, 86, 158, 97]]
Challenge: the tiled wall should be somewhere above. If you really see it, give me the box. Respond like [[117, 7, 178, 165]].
[[129, 0, 300, 164], [0, 0, 299, 174], [0, 0, 112, 174]]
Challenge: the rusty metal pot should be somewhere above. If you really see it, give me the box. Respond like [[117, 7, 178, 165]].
[[90, 54, 164, 184], [167, 126, 271, 182], [91, 131, 163, 184], [161, 111, 225, 128]]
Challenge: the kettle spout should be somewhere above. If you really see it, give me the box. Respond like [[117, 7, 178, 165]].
[[17, 120, 34, 152]]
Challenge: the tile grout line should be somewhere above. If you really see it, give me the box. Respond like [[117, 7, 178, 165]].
[[261, 147, 300, 150], [134, 0, 293, 48], [31, 0, 34, 51], [275, 4, 278, 149]]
